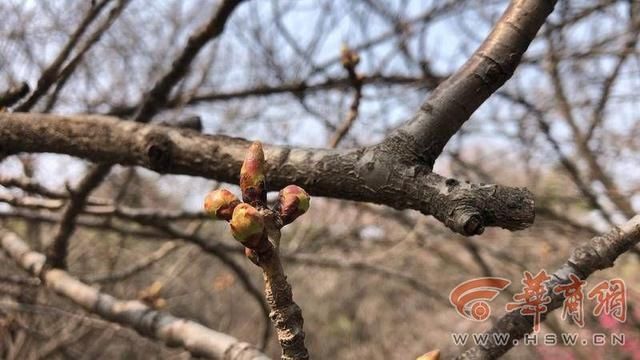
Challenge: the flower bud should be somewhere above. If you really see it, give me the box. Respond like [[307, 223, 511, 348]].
[[416, 350, 440, 360], [230, 203, 266, 249], [340, 44, 360, 68], [204, 189, 240, 221], [240, 141, 267, 206], [277, 185, 310, 225]]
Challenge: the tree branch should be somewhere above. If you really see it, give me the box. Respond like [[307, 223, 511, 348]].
[[132, 0, 245, 122], [14, 0, 113, 112], [0, 112, 534, 235], [0, 82, 30, 108], [42, 0, 244, 270], [0, 231, 270, 360], [455, 215, 640, 360], [386, 0, 557, 166]]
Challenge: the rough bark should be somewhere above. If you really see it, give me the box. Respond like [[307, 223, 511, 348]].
[[0, 112, 534, 236], [0, 231, 270, 360], [252, 210, 309, 360], [454, 215, 640, 360]]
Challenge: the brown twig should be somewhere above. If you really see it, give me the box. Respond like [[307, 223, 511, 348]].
[[15, 0, 112, 112], [327, 46, 364, 148], [43, 0, 133, 112], [0, 82, 30, 108], [254, 211, 309, 360]]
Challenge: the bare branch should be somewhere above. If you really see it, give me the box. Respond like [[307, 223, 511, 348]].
[[15, 0, 113, 112], [387, 0, 557, 166], [42, 0, 245, 271], [0, 112, 535, 235], [328, 46, 364, 148], [0, 231, 269, 360], [45, 164, 112, 269], [0, 82, 29, 108], [132, 0, 245, 122]]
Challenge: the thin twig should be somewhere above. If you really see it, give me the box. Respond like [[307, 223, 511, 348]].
[[0, 82, 29, 108], [15, 0, 112, 112]]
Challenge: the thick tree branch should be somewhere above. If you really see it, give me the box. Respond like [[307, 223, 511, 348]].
[[0, 231, 269, 360], [455, 215, 640, 360], [0, 112, 534, 235], [386, 0, 557, 166]]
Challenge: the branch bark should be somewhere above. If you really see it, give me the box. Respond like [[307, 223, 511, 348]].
[[454, 215, 640, 360], [0, 112, 534, 235], [385, 0, 557, 166], [0, 231, 270, 360]]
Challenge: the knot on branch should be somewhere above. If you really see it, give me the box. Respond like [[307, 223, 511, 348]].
[[144, 131, 174, 171], [440, 183, 535, 235], [447, 207, 485, 235]]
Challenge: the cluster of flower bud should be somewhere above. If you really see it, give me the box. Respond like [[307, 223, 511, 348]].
[[203, 141, 310, 262]]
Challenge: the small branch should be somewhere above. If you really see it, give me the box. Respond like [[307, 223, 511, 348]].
[[15, 0, 112, 112], [43, 0, 133, 112], [80, 242, 179, 283], [0, 231, 269, 360], [107, 73, 439, 117], [327, 46, 364, 148], [46, 163, 113, 269], [254, 219, 309, 360], [0, 82, 29, 108], [132, 0, 245, 122], [583, 1, 640, 142], [455, 215, 640, 360], [545, 35, 635, 219]]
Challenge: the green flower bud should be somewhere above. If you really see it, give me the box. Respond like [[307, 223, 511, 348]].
[[240, 141, 267, 206], [230, 203, 266, 249], [204, 189, 240, 221], [277, 185, 310, 225]]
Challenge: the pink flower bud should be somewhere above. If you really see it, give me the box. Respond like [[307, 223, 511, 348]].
[[277, 185, 310, 225], [204, 189, 240, 221], [240, 141, 267, 206]]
